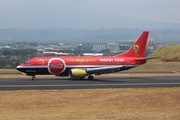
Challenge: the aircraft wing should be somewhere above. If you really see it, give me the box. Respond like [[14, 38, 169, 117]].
[[86, 65, 137, 75]]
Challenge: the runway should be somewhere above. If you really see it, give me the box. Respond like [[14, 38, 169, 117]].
[[0, 76, 180, 90]]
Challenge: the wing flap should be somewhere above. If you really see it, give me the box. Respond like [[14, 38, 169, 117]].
[[86, 65, 124, 75]]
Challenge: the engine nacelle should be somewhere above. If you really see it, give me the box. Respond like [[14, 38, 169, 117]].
[[69, 69, 87, 78]]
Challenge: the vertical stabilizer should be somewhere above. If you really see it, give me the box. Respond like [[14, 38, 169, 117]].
[[114, 31, 149, 58]]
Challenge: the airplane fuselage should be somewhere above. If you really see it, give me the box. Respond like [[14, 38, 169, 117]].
[[16, 31, 149, 80], [17, 56, 146, 76]]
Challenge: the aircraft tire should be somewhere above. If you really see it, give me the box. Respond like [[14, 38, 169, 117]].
[[32, 76, 36, 80], [88, 76, 94, 80]]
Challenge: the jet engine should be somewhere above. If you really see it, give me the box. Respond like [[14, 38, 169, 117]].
[[69, 69, 87, 78]]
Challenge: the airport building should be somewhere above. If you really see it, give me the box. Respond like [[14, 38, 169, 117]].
[[92, 43, 108, 52]]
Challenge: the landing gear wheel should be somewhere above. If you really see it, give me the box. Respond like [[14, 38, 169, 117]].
[[32, 76, 36, 80], [88, 75, 94, 80]]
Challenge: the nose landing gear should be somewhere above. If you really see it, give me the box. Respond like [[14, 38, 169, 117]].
[[32, 75, 36, 80], [26, 74, 37, 80]]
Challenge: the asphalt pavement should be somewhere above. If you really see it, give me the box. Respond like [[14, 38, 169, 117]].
[[0, 76, 180, 90]]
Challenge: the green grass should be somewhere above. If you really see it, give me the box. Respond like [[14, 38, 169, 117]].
[[149, 44, 180, 61]]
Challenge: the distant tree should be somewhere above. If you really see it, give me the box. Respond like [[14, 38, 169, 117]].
[[101, 49, 114, 56], [3, 49, 14, 56]]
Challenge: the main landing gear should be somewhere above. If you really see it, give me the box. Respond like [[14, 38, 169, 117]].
[[88, 75, 94, 80], [79, 75, 94, 80]]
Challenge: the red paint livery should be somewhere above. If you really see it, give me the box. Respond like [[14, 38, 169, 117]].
[[16, 31, 149, 80]]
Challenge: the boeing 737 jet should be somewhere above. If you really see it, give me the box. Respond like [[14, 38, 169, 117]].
[[16, 31, 149, 80]]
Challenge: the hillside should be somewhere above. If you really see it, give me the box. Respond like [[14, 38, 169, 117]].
[[148, 44, 180, 61]]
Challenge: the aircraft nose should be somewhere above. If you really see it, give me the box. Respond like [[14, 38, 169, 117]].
[[16, 66, 24, 73]]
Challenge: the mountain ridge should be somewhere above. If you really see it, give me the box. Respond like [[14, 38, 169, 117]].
[[0, 28, 180, 44]]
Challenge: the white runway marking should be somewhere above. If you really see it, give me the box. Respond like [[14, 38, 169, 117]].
[[1, 82, 180, 88]]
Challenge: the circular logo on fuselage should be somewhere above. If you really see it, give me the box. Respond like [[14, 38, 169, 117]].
[[48, 58, 66, 74]]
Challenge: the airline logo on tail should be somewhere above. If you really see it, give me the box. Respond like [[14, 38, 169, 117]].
[[133, 45, 139, 56]]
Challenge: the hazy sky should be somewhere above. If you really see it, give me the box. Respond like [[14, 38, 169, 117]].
[[1, 0, 180, 29]]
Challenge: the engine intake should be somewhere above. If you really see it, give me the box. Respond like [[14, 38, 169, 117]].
[[69, 69, 87, 78]]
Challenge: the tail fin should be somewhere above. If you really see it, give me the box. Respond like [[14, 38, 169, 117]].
[[114, 31, 149, 58]]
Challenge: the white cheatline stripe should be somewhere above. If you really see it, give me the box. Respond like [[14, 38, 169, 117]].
[[16, 66, 48, 68], [16, 64, 138, 69]]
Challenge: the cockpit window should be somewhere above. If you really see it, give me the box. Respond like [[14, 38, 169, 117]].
[[22, 62, 32, 65]]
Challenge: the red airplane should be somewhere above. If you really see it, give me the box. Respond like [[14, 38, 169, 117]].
[[16, 31, 149, 80]]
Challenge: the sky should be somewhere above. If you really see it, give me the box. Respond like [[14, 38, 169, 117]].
[[0, 0, 180, 29]]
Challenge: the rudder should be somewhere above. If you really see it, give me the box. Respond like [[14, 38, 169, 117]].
[[114, 31, 149, 58]]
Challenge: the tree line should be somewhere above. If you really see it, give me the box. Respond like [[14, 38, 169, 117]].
[[0, 48, 38, 68]]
